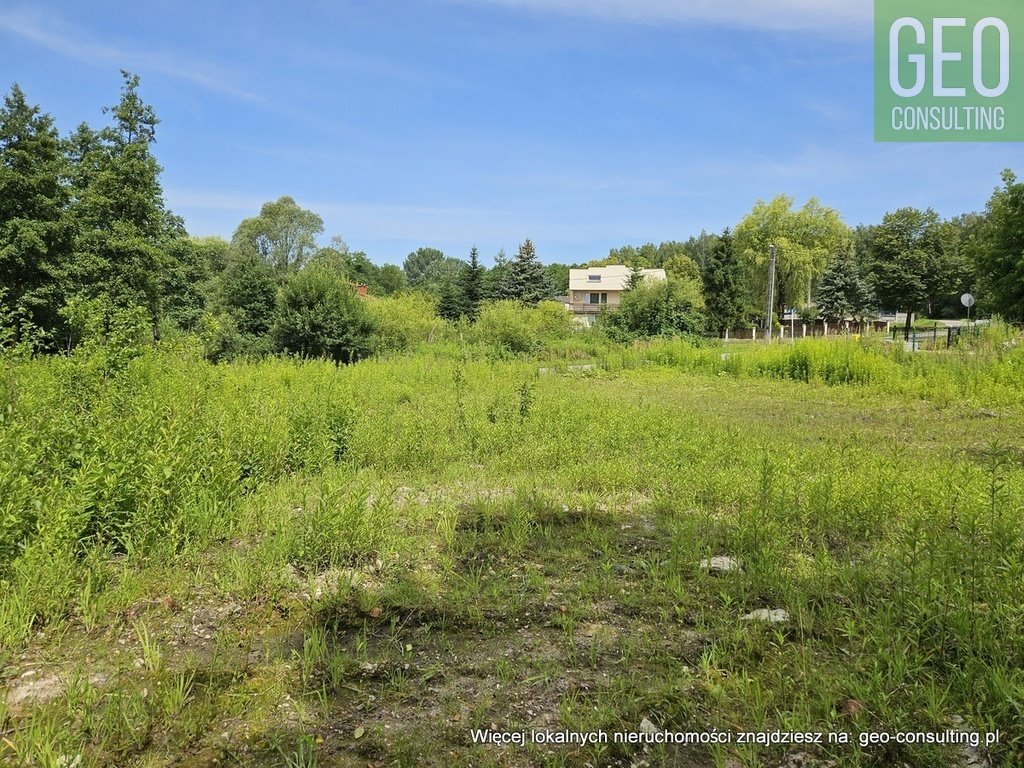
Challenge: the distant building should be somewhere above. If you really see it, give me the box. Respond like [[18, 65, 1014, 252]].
[[566, 266, 667, 325]]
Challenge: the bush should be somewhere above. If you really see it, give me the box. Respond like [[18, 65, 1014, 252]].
[[272, 266, 374, 363], [602, 279, 704, 340], [471, 300, 574, 354], [367, 292, 448, 354]]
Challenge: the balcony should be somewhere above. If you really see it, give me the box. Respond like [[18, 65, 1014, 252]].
[[568, 303, 610, 314]]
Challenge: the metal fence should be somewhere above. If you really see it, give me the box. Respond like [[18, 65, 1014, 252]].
[[891, 324, 981, 350]]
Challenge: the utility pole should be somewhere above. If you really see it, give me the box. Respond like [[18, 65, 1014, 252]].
[[765, 244, 777, 344]]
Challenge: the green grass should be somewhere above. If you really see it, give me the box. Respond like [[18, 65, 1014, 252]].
[[2, 333, 1024, 766]]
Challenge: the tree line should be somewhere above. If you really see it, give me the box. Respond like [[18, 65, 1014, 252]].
[[2, 74, 1023, 361]]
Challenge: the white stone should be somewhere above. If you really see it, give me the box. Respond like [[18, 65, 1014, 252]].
[[639, 718, 659, 735], [700, 556, 741, 574], [741, 608, 789, 623]]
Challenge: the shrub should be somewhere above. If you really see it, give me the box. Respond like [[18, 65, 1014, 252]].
[[471, 300, 574, 354], [272, 265, 374, 363], [602, 279, 704, 340], [366, 292, 448, 354]]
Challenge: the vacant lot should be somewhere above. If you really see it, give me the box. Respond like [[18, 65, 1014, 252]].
[[2, 336, 1023, 767]]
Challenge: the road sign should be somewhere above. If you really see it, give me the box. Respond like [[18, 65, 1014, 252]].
[[961, 293, 976, 308]]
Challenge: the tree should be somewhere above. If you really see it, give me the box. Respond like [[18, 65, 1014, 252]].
[[0, 83, 70, 341], [627, 264, 644, 291], [600, 243, 655, 268], [212, 249, 277, 338], [375, 264, 407, 296], [662, 253, 702, 283], [975, 170, 1024, 321], [867, 207, 943, 333], [459, 246, 485, 320], [159, 236, 213, 331], [926, 217, 973, 317], [232, 196, 323, 279], [544, 262, 571, 297], [486, 248, 513, 300], [506, 239, 551, 304], [675, 232, 718, 268], [814, 246, 876, 323], [403, 247, 446, 288], [436, 281, 463, 321], [603, 279, 704, 339], [701, 229, 747, 334], [65, 72, 177, 329], [735, 196, 851, 323], [272, 264, 374, 363]]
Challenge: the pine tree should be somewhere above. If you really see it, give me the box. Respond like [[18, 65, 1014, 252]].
[[66, 71, 177, 327], [700, 229, 746, 334], [486, 248, 513, 300], [506, 239, 551, 304], [815, 245, 876, 323], [436, 280, 463, 321], [0, 84, 70, 341], [459, 246, 484, 320], [627, 264, 644, 291]]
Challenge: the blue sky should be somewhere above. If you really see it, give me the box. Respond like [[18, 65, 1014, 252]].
[[2, 0, 1022, 266]]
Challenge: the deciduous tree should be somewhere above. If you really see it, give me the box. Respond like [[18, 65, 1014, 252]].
[[735, 195, 851, 323], [867, 207, 942, 333], [975, 170, 1024, 321], [233, 196, 323, 279]]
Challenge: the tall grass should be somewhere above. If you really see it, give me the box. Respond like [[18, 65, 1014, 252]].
[[588, 329, 1024, 405], [3, 331, 1024, 765], [0, 345, 355, 647]]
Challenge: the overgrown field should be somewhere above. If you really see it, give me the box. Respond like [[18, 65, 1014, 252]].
[[2, 335, 1024, 767]]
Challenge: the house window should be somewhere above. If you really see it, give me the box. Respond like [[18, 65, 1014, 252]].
[[588, 274, 601, 282], [589, 292, 608, 305]]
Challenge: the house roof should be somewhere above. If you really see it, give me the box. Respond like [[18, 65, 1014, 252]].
[[568, 266, 667, 292]]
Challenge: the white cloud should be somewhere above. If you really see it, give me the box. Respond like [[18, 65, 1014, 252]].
[[449, 0, 871, 33], [0, 9, 263, 102]]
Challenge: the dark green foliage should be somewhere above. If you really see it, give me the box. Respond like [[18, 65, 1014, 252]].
[[975, 170, 1024, 321], [604, 239, 710, 270], [436, 280, 463, 321], [506, 239, 551, 304], [213, 249, 278, 338], [814, 246, 876, 323], [232, 196, 323, 279], [63, 72, 183, 335], [459, 246, 485, 320], [374, 264, 407, 296], [272, 265, 374, 363], [931, 213, 981, 318], [486, 248, 513, 300], [603, 279, 703, 339], [403, 246, 465, 299], [158, 236, 215, 332], [701, 229, 747, 333], [627, 265, 643, 291], [403, 247, 445, 288], [0, 84, 70, 342], [543, 262, 571, 297], [867, 207, 943, 332]]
